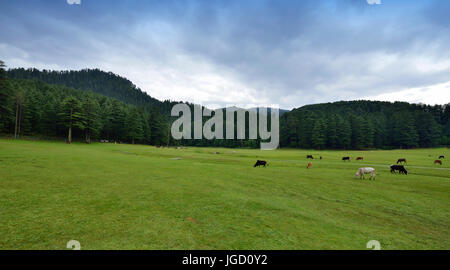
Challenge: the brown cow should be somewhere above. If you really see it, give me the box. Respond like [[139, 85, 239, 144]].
[[434, 160, 442, 165], [307, 162, 313, 169], [397, 158, 407, 165], [356, 157, 363, 161]]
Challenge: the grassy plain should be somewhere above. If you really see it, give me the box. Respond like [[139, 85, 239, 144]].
[[0, 139, 448, 249]]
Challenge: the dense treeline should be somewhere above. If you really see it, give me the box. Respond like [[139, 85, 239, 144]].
[[0, 61, 170, 145], [2, 63, 449, 149], [7, 68, 178, 115], [280, 101, 450, 149], [3, 67, 273, 148]]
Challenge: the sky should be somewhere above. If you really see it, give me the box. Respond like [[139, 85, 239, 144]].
[[1, 0, 450, 109]]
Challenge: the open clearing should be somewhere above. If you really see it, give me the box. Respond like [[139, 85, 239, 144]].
[[0, 139, 449, 249]]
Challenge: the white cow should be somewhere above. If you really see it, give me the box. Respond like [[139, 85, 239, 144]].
[[355, 167, 376, 180]]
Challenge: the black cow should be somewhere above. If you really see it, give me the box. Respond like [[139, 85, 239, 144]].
[[254, 160, 268, 167], [342, 156, 350, 161], [439, 155, 445, 159], [390, 165, 408, 175], [306, 155, 314, 159], [397, 158, 407, 164]]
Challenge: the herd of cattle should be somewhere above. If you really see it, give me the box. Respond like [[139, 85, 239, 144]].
[[253, 155, 445, 180]]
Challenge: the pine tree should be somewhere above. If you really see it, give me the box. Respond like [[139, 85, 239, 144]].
[[311, 118, 326, 149], [392, 112, 419, 148], [111, 101, 127, 142], [22, 88, 43, 135], [0, 60, 13, 132], [372, 114, 387, 148], [350, 115, 363, 149], [280, 113, 300, 147], [415, 112, 441, 147], [149, 107, 167, 146], [41, 96, 59, 137], [141, 110, 151, 144], [337, 116, 352, 149], [14, 91, 25, 139], [126, 107, 144, 144], [100, 99, 114, 140], [360, 119, 374, 148], [82, 96, 101, 144], [59, 96, 85, 144], [326, 114, 338, 148]]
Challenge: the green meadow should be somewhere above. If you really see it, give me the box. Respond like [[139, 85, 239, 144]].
[[0, 139, 448, 250]]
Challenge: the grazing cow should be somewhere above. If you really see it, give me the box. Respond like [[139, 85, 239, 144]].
[[254, 160, 268, 167], [439, 155, 445, 159], [306, 155, 314, 159], [390, 165, 408, 175], [307, 162, 313, 169], [397, 158, 407, 165], [434, 160, 442, 165], [356, 157, 363, 161], [355, 167, 376, 180], [342, 156, 351, 161]]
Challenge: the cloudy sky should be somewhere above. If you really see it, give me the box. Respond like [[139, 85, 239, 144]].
[[1, 0, 449, 109]]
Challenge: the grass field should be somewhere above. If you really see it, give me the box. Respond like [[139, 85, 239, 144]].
[[0, 139, 449, 250]]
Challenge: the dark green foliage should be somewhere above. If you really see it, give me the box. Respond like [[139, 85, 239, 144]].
[[0, 77, 157, 145], [415, 111, 441, 148], [149, 107, 168, 146], [2, 65, 449, 148], [82, 96, 101, 143], [280, 100, 449, 149], [0, 61, 13, 131], [126, 107, 144, 144], [6, 68, 178, 115], [311, 118, 326, 149], [59, 96, 86, 143]]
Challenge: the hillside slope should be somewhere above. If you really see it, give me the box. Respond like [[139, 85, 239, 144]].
[[7, 68, 177, 115]]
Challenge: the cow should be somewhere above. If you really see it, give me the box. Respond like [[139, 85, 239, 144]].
[[307, 162, 313, 169], [320, 156, 322, 160], [397, 158, 407, 165], [254, 160, 268, 167], [434, 160, 442, 165], [439, 155, 445, 159], [356, 157, 363, 161], [306, 155, 314, 159], [355, 167, 376, 180], [342, 157, 351, 161], [390, 165, 408, 175]]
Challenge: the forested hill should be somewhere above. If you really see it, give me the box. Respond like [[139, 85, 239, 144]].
[[2, 64, 450, 149], [280, 100, 450, 149], [6, 68, 177, 115]]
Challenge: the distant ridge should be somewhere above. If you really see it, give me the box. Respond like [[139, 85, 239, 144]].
[[7, 68, 290, 116], [6, 68, 178, 114], [223, 106, 289, 115]]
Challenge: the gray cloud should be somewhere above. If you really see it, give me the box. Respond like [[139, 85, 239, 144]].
[[1, 0, 449, 108]]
